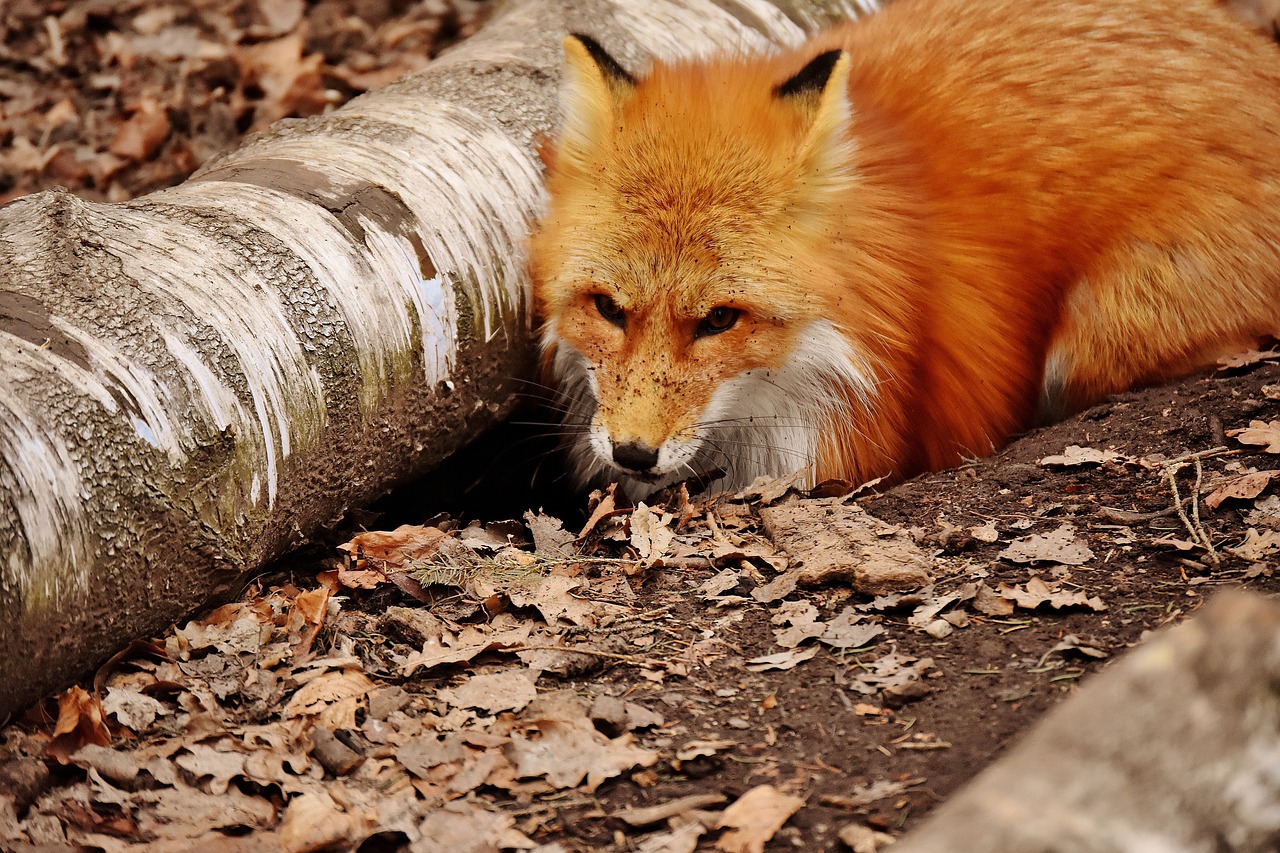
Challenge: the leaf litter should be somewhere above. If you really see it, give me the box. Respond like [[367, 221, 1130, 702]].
[[9, 5, 1280, 846]]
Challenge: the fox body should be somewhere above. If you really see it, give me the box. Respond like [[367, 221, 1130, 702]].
[[529, 0, 1280, 496]]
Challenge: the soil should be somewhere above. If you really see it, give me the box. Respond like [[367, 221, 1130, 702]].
[[4, 2, 1280, 851]]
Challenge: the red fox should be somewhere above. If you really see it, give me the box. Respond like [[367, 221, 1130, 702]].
[[528, 0, 1280, 496]]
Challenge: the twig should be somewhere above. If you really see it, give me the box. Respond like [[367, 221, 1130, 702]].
[[1164, 457, 1221, 565]]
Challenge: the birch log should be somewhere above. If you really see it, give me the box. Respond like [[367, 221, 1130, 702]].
[[0, 0, 876, 719]]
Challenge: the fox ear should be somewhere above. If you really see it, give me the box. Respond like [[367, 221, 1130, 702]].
[[557, 34, 636, 165], [776, 49, 854, 176]]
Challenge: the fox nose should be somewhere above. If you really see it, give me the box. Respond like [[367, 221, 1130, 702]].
[[612, 441, 659, 472]]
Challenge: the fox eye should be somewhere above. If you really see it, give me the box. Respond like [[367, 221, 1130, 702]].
[[697, 307, 740, 337], [594, 294, 626, 328]]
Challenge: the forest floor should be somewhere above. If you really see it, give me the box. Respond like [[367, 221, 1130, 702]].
[[5, 2, 1280, 851]]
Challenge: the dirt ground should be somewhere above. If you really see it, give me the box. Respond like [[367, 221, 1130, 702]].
[[5, 2, 1280, 851]]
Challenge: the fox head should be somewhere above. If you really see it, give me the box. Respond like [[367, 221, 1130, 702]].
[[529, 34, 902, 496]]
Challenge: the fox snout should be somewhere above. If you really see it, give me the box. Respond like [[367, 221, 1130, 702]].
[[609, 440, 660, 473]]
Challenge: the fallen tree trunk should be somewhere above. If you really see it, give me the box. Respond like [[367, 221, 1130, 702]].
[[0, 0, 875, 719], [894, 590, 1280, 853]]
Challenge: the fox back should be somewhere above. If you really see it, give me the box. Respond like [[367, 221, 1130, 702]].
[[529, 0, 1280, 495]]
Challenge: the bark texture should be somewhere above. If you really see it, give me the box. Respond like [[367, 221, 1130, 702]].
[[0, 0, 875, 719], [896, 590, 1280, 853]]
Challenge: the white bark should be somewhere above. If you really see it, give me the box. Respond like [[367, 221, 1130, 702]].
[[0, 0, 875, 717]]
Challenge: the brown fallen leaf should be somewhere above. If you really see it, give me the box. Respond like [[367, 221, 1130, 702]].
[[717, 784, 806, 853], [439, 670, 538, 714], [399, 620, 535, 676], [999, 523, 1094, 566], [525, 510, 577, 558], [279, 790, 365, 853], [973, 582, 1016, 616], [282, 669, 375, 719], [1204, 470, 1279, 509], [745, 647, 820, 672], [759, 499, 933, 595], [508, 715, 658, 792], [1228, 527, 1280, 561], [239, 33, 328, 130], [108, 97, 170, 161], [630, 502, 676, 563], [1216, 348, 1280, 370], [819, 608, 886, 650], [1228, 419, 1280, 453], [47, 686, 111, 763], [578, 484, 619, 538], [845, 652, 936, 695], [636, 819, 708, 853], [821, 777, 926, 809], [290, 584, 332, 662], [998, 576, 1107, 612], [338, 524, 448, 569], [1038, 445, 1124, 467], [415, 800, 535, 853]]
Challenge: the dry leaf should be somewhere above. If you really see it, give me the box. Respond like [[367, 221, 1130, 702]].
[[630, 502, 675, 563], [525, 510, 577, 558], [737, 471, 806, 505], [745, 647, 820, 672], [1038, 445, 1124, 467], [399, 621, 534, 676], [999, 524, 1094, 565], [823, 777, 924, 809], [636, 821, 707, 853], [972, 582, 1016, 616], [416, 800, 534, 853], [507, 574, 628, 628], [174, 742, 247, 795], [998, 576, 1107, 612], [102, 686, 168, 733], [1228, 420, 1280, 453], [439, 670, 538, 714], [47, 686, 111, 763], [338, 524, 448, 569], [279, 790, 364, 853], [1228, 527, 1280, 560], [1246, 494, 1280, 528], [108, 97, 170, 160], [578, 484, 619, 538], [845, 652, 935, 695], [138, 782, 278, 842], [1217, 348, 1280, 370], [1204, 470, 1279, 509], [283, 669, 375, 718], [759, 500, 932, 595], [717, 785, 805, 853], [508, 716, 658, 792], [819, 608, 885, 650]]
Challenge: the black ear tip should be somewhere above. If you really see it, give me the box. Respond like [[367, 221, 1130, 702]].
[[568, 33, 638, 86], [776, 49, 844, 98]]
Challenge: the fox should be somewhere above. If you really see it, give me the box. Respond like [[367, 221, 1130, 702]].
[[528, 0, 1280, 498]]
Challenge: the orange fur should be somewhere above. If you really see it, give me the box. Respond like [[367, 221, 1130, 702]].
[[529, 0, 1280, 495]]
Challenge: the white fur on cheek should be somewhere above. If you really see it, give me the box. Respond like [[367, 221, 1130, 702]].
[[675, 318, 878, 492]]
